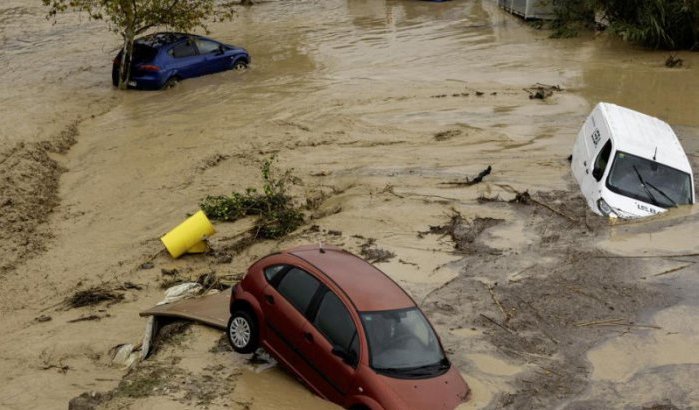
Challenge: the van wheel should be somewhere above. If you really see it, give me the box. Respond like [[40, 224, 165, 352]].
[[232, 60, 248, 71], [227, 310, 259, 354]]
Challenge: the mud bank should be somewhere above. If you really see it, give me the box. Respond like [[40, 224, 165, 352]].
[[0, 0, 698, 409]]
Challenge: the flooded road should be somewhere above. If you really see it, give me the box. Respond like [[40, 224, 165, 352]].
[[0, 0, 697, 409]]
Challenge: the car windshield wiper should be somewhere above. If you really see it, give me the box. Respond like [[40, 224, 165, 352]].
[[645, 180, 677, 207], [376, 360, 448, 375], [632, 165, 660, 206], [401, 359, 450, 375]]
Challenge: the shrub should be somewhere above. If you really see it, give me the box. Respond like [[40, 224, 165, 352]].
[[200, 157, 304, 239]]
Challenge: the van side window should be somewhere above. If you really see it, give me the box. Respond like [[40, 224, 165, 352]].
[[592, 140, 612, 181]]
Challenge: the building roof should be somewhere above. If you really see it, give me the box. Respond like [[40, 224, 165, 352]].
[[286, 245, 415, 312], [597, 102, 692, 174]]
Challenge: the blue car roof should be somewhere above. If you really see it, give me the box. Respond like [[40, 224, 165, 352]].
[[135, 32, 191, 49]]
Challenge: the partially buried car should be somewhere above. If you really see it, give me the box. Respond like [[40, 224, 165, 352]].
[[227, 244, 470, 410], [112, 32, 249, 90]]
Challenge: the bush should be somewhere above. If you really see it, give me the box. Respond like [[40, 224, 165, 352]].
[[550, 0, 699, 49], [200, 157, 304, 239]]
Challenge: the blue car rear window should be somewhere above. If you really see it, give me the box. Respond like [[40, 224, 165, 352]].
[[132, 44, 157, 63]]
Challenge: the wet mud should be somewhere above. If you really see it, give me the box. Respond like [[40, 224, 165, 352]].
[[0, 0, 698, 409]]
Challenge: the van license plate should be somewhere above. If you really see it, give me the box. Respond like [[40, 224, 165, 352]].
[[128, 81, 137, 87]]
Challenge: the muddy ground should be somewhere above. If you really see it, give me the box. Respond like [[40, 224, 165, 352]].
[[1, 0, 698, 409]]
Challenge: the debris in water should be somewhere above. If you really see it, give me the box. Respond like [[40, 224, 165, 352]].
[[67, 314, 108, 323], [68, 391, 112, 410], [421, 211, 503, 254], [434, 129, 462, 141], [140, 262, 154, 270], [359, 238, 396, 263], [66, 287, 124, 309], [665, 54, 683, 68], [525, 83, 562, 99], [441, 165, 492, 186], [209, 334, 233, 353], [35, 315, 52, 323]]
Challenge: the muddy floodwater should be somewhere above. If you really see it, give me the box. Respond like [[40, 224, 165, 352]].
[[0, 0, 698, 409]]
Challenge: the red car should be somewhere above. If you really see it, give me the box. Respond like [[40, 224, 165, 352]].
[[227, 245, 470, 410]]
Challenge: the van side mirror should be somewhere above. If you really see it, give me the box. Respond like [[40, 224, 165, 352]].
[[332, 345, 357, 365]]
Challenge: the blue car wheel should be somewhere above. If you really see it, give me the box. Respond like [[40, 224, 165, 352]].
[[162, 76, 180, 89], [232, 59, 248, 71]]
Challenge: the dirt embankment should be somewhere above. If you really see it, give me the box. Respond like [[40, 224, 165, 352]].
[[0, 122, 81, 276]]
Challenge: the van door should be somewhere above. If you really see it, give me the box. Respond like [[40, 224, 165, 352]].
[[573, 112, 598, 184], [583, 139, 613, 211]]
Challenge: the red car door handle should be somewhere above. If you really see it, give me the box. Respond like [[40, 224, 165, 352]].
[[304, 332, 314, 342], [264, 294, 274, 304]]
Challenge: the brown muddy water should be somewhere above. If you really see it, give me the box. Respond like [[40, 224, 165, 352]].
[[0, 0, 698, 409]]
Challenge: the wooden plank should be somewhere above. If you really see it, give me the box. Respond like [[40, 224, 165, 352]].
[[140, 291, 231, 330]]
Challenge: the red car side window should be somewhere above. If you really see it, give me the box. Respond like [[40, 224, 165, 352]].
[[276, 268, 320, 315], [313, 291, 357, 353], [263, 264, 287, 284]]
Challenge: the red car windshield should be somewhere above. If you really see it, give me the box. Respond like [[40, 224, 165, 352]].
[[361, 308, 448, 377]]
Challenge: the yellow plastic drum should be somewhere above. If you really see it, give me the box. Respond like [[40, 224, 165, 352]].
[[161, 210, 215, 258]]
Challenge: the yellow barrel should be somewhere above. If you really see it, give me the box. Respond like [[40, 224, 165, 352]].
[[161, 210, 215, 258]]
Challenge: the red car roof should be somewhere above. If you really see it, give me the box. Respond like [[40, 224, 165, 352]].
[[285, 245, 415, 312]]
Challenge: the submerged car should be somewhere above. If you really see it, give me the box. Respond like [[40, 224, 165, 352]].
[[112, 32, 249, 90], [572, 102, 695, 219], [227, 245, 470, 410]]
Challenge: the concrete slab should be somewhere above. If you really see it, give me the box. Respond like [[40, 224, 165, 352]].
[[140, 291, 230, 329]]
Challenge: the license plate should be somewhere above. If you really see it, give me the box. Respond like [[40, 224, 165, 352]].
[[128, 81, 137, 87]]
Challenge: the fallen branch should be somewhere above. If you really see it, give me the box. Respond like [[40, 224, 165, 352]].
[[594, 253, 699, 259], [488, 284, 512, 322], [67, 314, 105, 323], [653, 263, 693, 277], [575, 318, 624, 327], [441, 166, 492, 187], [480, 313, 513, 334], [575, 318, 661, 329], [497, 185, 581, 224]]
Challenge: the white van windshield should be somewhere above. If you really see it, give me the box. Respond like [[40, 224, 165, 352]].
[[607, 151, 692, 208]]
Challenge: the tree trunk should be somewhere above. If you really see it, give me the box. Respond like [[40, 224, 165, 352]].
[[118, 36, 129, 90], [118, 29, 135, 90]]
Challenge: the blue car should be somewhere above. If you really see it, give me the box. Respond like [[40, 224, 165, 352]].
[[112, 32, 250, 90]]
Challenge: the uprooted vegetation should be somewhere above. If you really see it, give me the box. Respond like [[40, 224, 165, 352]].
[[359, 238, 396, 263], [421, 189, 680, 408], [425, 251, 674, 408], [200, 156, 304, 239], [65, 286, 125, 309], [421, 211, 503, 255]]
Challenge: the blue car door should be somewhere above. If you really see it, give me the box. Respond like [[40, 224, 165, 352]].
[[167, 39, 205, 78], [194, 38, 230, 74]]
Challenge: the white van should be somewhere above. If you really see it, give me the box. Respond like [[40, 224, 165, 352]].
[[572, 103, 695, 218]]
